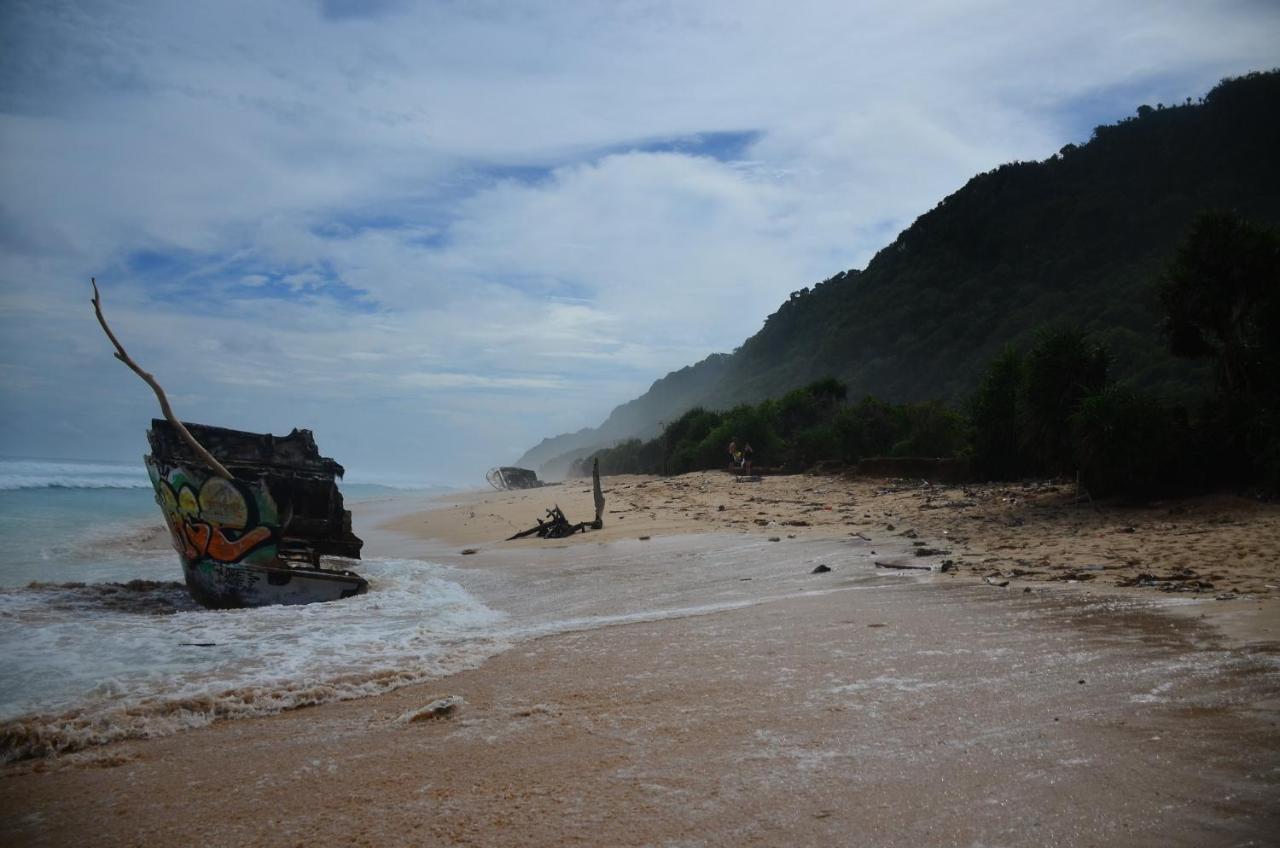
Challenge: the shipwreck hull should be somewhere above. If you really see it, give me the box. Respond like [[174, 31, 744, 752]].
[[178, 555, 366, 609], [486, 466, 542, 490], [145, 421, 366, 609]]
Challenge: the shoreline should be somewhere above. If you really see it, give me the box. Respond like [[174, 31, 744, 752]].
[[382, 471, 1280, 646], [2, 473, 1278, 845], [389, 471, 1280, 594]]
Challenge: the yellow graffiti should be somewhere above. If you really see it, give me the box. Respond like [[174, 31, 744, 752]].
[[152, 469, 276, 566], [198, 477, 250, 527]]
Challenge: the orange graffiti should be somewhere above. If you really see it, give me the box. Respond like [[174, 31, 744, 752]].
[[181, 521, 273, 563]]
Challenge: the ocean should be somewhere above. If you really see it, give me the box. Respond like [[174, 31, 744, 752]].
[[0, 457, 503, 762]]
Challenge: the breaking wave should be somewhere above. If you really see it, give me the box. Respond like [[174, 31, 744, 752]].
[[0, 459, 151, 491], [0, 559, 508, 762]]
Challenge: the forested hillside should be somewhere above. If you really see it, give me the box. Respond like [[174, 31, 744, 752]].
[[521, 71, 1280, 477], [516, 354, 730, 473]]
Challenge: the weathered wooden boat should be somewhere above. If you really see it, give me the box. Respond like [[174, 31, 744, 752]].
[[486, 466, 543, 490], [145, 419, 366, 609]]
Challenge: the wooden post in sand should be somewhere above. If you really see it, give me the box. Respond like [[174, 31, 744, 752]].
[[592, 457, 605, 528]]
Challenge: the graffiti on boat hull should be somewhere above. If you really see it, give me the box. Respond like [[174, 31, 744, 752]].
[[146, 460, 280, 570]]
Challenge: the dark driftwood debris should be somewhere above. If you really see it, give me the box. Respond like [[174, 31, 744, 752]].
[[875, 559, 934, 571], [506, 459, 605, 541]]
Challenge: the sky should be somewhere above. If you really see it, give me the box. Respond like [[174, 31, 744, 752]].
[[1, 1, 1277, 487]]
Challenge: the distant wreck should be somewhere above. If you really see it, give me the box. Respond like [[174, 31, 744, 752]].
[[486, 466, 543, 490], [146, 420, 366, 608], [92, 279, 366, 609]]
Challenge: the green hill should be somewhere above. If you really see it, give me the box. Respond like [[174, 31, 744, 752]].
[[519, 70, 1280, 477]]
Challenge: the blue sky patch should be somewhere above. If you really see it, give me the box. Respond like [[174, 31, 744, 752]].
[[609, 130, 763, 163], [319, 0, 402, 22], [311, 212, 413, 240], [120, 249, 377, 312]]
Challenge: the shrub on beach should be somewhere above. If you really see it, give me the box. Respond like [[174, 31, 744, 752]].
[[969, 327, 1111, 482], [891, 400, 969, 458], [1019, 326, 1111, 476], [1070, 386, 1188, 496], [833, 397, 901, 463], [970, 345, 1026, 479]]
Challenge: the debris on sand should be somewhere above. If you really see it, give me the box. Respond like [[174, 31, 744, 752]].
[[398, 695, 465, 723], [875, 559, 934, 571], [507, 459, 605, 541], [1115, 569, 1216, 592]]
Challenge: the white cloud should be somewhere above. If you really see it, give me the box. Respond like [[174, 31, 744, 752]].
[[398, 372, 568, 391], [1, 0, 1277, 483]]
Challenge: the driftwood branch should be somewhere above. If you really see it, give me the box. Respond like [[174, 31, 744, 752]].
[[90, 278, 233, 480]]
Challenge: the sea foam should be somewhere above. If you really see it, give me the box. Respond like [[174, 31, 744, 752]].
[[0, 558, 507, 761]]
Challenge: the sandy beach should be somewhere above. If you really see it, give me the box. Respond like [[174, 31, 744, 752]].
[[2, 472, 1278, 846], [394, 471, 1280, 600]]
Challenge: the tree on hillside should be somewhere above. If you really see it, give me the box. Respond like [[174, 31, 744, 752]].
[[1159, 211, 1280, 487], [1158, 211, 1280, 397]]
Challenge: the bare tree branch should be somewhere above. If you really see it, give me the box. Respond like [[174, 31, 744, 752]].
[[90, 278, 233, 480]]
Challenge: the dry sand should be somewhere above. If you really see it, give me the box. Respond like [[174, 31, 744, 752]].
[[398, 471, 1280, 600], [3, 472, 1278, 846]]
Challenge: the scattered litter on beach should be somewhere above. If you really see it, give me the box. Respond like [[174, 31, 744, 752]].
[[398, 695, 465, 723]]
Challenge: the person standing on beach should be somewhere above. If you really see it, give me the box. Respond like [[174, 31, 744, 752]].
[[742, 442, 754, 476], [728, 439, 739, 468]]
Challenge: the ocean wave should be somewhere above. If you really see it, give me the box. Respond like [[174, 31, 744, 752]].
[[0, 477, 153, 491], [0, 462, 456, 492], [0, 459, 150, 491]]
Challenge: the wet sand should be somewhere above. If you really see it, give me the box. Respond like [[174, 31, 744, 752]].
[[2, 477, 1278, 846]]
